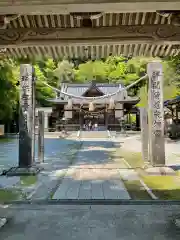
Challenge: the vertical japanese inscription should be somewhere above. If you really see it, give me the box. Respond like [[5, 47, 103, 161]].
[[147, 61, 165, 166], [150, 71, 164, 134], [19, 64, 33, 167]]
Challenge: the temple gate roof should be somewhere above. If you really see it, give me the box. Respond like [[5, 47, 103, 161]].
[[1, 8, 180, 58]]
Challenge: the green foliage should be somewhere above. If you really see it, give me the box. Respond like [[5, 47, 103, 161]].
[[54, 60, 74, 85], [74, 60, 109, 82], [0, 59, 19, 121], [1, 55, 180, 123]]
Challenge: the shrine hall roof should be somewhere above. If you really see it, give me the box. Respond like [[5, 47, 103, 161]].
[[60, 82, 124, 99], [47, 82, 140, 104]]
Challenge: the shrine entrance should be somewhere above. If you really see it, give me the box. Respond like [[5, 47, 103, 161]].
[[0, 1, 178, 181], [83, 110, 105, 130]]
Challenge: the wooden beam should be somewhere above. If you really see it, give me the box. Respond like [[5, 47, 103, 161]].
[[1, 1, 180, 14], [1, 25, 180, 48]]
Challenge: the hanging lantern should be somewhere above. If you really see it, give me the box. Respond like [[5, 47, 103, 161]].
[[108, 97, 115, 110], [67, 98, 73, 110], [89, 101, 95, 112]]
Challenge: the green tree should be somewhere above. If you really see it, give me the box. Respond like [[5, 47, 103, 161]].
[[34, 64, 55, 107], [54, 59, 74, 85], [0, 58, 19, 122], [75, 60, 108, 82]]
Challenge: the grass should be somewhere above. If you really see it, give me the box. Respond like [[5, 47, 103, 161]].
[[20, 176, 38, 186], [0, 189, 24, 202], [122, 179, 152, 199], [111, 148, 144, 168], [141, 175, 180, 200], [110, 147, 180, 200]]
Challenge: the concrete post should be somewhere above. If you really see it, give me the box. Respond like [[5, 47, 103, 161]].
[[147, 61, 165, 166], [140, 107, 149, 163], [38, 111, 44, 163], [19, 64, 33, 167]]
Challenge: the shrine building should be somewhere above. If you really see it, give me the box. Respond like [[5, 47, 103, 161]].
[[46, 81, 140, 131]]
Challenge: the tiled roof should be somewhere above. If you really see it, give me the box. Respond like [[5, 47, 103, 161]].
[[59, 82, 124, 100], [47, 82, 139, 104]]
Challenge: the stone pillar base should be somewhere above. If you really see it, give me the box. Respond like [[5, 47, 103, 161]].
[[1, 166, 42, 176], [144, 167, 176, 176]]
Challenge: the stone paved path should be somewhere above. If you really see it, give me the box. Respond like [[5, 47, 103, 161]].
[[52, 140, 130, 200]]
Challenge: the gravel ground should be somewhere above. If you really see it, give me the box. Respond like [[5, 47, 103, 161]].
[[1, 205, 180, 240]]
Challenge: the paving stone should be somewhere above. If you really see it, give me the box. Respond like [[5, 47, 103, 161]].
[[78, 181, 92, 199], [91, 181, 104, 199], [52, 140, 130, 200], [102, 180, 131, 200], [66, 181, 82, 199], [52, 178, 73, 199]]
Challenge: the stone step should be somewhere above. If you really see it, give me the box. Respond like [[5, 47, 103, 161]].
[[80, 131, 109, 139]]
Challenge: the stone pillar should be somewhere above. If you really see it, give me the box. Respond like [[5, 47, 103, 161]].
[[19, 64, 33, 167], [140, 108, 149, 163], [44, 113, 49, 132], [38, 111, 44, 163], [147, 61, 165, 166], [32, 68, 36, 163]]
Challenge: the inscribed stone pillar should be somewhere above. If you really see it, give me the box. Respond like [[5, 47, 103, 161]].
[[44, 113, 49, 131], [147, 61, 165, 166], [38, 111, 44, 163], [32, 68, 36, 163], [19, 64, 33, 167], [140, 108, 149, 163]]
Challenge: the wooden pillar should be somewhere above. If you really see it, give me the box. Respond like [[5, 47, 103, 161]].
[[79, 110, 83, 130], [136, 111, 140, 130], [105, 110, 109, 129], [140, 108, 149, 163], [147, 61, 165, 166], [38, 111, 44, 163], [19, 64, 33, 168]]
